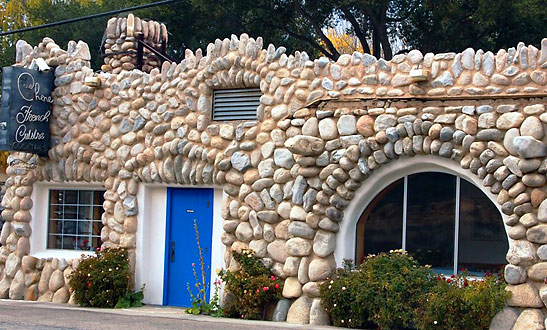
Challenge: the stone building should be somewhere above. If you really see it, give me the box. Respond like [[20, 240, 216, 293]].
[[0, 14, 546, 328]]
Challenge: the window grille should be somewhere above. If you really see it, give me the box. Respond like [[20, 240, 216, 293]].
[[47, 189, 105, 251]]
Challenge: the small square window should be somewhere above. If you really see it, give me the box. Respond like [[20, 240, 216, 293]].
[[213, 88, 260, 121], [47, 189, 105, 251]]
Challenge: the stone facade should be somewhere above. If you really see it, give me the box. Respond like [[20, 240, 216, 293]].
[[0, 14, 546, 328]]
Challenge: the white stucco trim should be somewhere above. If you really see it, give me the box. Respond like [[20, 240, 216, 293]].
[[335, 155, 510, 266], [135, 184, 225, 306], [135, 185, 167, 305], [29, 182, 105, 260]]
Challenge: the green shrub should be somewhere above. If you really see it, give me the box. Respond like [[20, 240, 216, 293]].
[[320, 251, 509, 329], [69, 247, 140, 308], [321, 251, 435, 329], [415, 271, 509, 330], [219, 249, 283, 320]]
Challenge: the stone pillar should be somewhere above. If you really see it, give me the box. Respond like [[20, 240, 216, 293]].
[[102, 14, 168, 74], [0, 153, 37, 299]]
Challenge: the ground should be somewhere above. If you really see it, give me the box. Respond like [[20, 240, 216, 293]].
[[0, 300, 335, 330]]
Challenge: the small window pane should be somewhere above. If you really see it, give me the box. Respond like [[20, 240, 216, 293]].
[[47, 189, 105, 250], [406, 172, 455, 272], [356, 179, 404, 264], [64, 190, 78, 204], [79, 191, 93, 204], [458, 179, 508, 275], [62, 236, 77, 250]]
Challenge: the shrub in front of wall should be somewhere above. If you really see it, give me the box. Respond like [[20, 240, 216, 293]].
[[218, 249, 283, 320], [320, 251, 436, 329], [69, 247, 134, 308], [415, 271, 509, 330]]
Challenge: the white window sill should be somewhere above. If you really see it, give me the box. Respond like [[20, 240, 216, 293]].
[[31, 249, 96, 260]]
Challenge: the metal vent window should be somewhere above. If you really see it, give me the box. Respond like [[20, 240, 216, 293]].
[[213, 88, 260, 121]]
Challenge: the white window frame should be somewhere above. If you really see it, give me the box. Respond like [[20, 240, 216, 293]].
[[30, 183, 105, 260]]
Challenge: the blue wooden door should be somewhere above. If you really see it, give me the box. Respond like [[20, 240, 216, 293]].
[[164, 188, 213, 307]]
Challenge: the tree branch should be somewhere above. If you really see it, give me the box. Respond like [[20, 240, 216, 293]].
[[278, 25, 338, 61], [339, 6, 372, 55], [294, 0, 340, 60]]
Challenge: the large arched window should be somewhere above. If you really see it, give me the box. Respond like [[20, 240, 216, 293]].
[[356, 172, 508, 276]]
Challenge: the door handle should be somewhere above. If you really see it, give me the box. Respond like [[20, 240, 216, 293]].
[[170, 241, 175, 262]]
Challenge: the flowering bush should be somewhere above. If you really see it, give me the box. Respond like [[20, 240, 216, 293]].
[[69, 247, 142, 308], [320, 251, 509, 329], [320, 251, 435, 329], [218, 249, 283, 320], [416, 271, 509, 330]]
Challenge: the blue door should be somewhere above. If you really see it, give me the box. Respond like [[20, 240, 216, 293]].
[[164, 188, 213, 307]]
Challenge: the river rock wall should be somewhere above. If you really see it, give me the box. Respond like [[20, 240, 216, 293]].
[[0, 15, 546, 328]]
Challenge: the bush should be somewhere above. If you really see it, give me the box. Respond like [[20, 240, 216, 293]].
[[320, 251, 509, 329], [415, 271, 509, 330], [321, 251, 435, 329], [69, 247, 138, 308], [219, 249, 283, 320]]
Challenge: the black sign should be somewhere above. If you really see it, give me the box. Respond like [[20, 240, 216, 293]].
[[0, 66, 53, 156]]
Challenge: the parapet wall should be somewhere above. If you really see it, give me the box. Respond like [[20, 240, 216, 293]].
[[0, 14, 546, 328]]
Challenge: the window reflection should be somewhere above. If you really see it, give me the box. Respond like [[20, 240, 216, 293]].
[[356, 172, 507, 276]]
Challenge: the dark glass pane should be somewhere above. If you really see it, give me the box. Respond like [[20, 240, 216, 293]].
[[458, 179, 508, 276], [92, 221, 103, 236], [407, 172, 455, 273], [91, 236, 102, 250], [48, 219, 62, 235], [49, 190, 62, 204], [64, 206, 77, 219], [93, 206, 104, 220], [78, 206, 92, 220], [78, 221, 91, 235], [79, 191, 93, 205], [357, 178, 404, 264], [48, 235, 62, 249], [93, 191, 105, 205], [49, 204, 62, 220], [63, 221, 77, 235], [62, 236, 77, 250], [64, 190, 78, 204], [76, 237, 92, 251]]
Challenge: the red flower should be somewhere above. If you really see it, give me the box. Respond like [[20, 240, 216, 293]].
[[270, 275, 275, 280], [87, 282, 92, 288], [446, 279, 452, 283], [263, 286, 269, 291], [275, 284, 280, 289], [464, 281, 469, 287]]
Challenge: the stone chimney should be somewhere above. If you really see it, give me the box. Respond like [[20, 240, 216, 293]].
[[101, 13, 169, 74]]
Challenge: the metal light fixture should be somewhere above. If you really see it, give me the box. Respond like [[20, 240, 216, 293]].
[[84, 76, 101, 88], [409, 68, 429, 82]]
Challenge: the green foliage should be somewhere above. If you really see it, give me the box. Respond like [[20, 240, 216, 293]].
[[68, 247, 141, 308], [321, 250, 435, 329], [186, 219, 212, 315], [219, 249, 283, 320], [320, 251, 509, 329], [115, 285, 145, 309], [416, 272, 510, 330]]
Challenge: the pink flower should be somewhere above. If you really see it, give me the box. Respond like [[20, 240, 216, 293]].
[[270, 275, 275, 280], [192, 263, 195, 267], [274, 284, 279, 289], [263, 286, 269, 291]]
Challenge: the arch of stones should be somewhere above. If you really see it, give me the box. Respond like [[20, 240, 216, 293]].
[[0, 14, 546, 328]]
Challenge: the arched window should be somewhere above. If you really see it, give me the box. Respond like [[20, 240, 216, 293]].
[[356, 172, 508, 276]]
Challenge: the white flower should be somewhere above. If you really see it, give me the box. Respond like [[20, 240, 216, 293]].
[[434, 321, 438, 325], [333, 304, 337, 307], [342, 286, 346, 291], [109, 268, 112, 271], [330, 280, 334, 284], [341, 320, 344, 324], [328, 285, 332, 289]]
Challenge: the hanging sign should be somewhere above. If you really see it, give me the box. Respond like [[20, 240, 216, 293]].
[[0, 66, 54, 156]]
